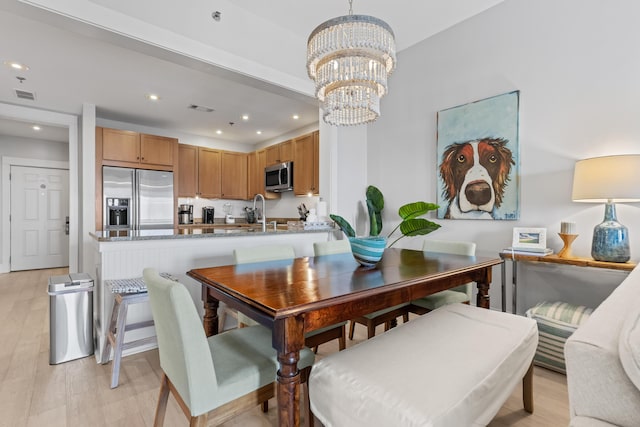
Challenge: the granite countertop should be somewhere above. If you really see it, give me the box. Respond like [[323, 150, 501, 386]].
[[90, 223, 336, 242]]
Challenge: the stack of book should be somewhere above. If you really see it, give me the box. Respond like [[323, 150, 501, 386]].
[[502, 247, 553, 256]]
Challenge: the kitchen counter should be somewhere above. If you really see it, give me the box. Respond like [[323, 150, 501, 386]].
[[90, 223, 333, 242]]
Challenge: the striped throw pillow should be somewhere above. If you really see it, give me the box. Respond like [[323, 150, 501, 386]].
[[525, 301, 593, 374]]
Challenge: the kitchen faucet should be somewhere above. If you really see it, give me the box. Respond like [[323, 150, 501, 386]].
[[253, 193, 266, 232]]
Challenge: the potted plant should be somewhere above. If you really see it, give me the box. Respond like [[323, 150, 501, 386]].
[[330, 185, 441, 266]]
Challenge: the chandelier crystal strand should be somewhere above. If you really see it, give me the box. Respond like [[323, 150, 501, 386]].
[[307, 8, 396, 126]]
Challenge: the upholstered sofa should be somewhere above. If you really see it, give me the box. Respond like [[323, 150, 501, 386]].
[[564, 265, 640, 426]]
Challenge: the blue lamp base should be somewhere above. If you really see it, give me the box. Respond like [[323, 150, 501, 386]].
[[591, 202, 630, 263]]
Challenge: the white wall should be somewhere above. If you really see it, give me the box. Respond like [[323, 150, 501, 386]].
[[0, 135, 68, 160], [367, 0, 640, 312]]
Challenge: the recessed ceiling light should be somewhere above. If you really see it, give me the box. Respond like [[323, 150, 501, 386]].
[[146, 94, 160, 101], [216, 130, 223, 135], [4, 61, 29, 71], [292, 114, 300, 120], [242, 114, 249, 121], [32, 125, 41, 131], [256, 130, 262, 135]]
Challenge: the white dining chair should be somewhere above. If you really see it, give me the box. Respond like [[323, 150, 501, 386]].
[[409, 239, 477, 314], [143, 268, 315, 426]]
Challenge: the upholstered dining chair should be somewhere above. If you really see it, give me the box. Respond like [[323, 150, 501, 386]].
[[234, 245, 347, 353], [143, 268, 315, 427], [408, 239, 477, 314], [313, 240, 410, 340]]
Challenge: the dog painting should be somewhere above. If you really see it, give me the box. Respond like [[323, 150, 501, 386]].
[[436, 91, 520, 220]]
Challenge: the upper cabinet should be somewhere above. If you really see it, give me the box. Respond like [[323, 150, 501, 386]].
[[265, 139, 294, 165], [293, 131, 320, 196], [220, 151, 247, 200], [178, 146, 249, 200], [178, 144, 198, 197], [99, 127, 176, 169], [197, 147, 222, 199]]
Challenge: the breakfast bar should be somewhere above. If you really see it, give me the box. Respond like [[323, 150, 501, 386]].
[[91, 226, 335, 362]]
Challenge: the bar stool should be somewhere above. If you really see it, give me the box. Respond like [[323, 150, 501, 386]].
[[101, 291, 157, 388]]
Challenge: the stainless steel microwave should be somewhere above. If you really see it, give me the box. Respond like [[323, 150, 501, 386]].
[[265, 161, 293, 192]]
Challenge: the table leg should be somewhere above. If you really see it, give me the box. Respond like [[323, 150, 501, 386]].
[[512, 260, 518, 315], [277, 351, 301, 427], [501, 260, 507, 312], [202, 288, 219, 337], [475, 266, 492, 309], [274, 317, 305, 427]]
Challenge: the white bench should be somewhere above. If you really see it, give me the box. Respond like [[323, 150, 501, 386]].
[[309, 303, 538, 427]]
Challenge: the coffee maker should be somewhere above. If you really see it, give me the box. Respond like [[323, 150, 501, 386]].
[[178, 204, 193, 224], [202, 207, 215, 224]]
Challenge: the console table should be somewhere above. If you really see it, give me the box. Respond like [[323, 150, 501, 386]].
[[499, 252, 636, 314]]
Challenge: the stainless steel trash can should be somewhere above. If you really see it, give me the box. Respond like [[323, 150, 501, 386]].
[[48, 273, 94, 364]]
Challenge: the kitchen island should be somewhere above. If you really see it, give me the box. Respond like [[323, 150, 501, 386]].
[[91, 226, 337, 363]]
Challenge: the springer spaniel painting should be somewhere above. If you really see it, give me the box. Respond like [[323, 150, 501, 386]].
[[436, 91, 520, 220], [439, 138, 514, 219]]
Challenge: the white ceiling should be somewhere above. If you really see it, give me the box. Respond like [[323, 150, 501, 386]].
[[0, 0, 503, 145]]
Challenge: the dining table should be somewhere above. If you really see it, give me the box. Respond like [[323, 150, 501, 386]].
[[187, 247, 503, 427]]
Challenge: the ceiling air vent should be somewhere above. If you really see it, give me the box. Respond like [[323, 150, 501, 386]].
[[15, 89, 36, 101], [188, 104, 214, 113]]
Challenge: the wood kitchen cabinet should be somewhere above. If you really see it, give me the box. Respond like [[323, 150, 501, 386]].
[[197, 148, 222, 199], [265, 139, 293, 165], [178, 144, 198, 197], [293, 131, 320, 196], [220, 151, 247, 199], [178, 146, 249, 200], [99, 127, 175, 169]]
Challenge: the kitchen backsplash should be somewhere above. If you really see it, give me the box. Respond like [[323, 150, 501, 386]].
[[178, 192, 320, 221]]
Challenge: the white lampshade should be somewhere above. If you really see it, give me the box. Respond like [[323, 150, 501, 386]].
[[572, 155, 640, 203]]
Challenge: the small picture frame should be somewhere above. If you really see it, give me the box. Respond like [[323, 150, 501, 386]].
[[512, 227, 547, 251]]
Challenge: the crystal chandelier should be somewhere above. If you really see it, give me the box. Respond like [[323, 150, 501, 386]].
[[306, 0, 396, 126]]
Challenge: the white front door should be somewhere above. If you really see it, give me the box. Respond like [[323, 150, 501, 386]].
[[10, 166, 69, 271]]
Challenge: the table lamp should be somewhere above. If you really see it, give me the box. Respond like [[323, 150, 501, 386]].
[[571, 155, 640, 262]]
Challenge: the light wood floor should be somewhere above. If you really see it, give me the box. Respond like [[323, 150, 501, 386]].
[[0, 268, 570, 426]]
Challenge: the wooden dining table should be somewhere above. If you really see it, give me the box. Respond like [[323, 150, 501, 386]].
[[187, 247, 503, 427]]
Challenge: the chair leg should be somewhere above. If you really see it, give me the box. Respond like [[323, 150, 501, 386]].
[[189, 415, 208, 427], [153, 373, 170, 427], [110, 299, 129, 388], [304, 381, 314, 427], [348, 320, 356, 340], [522, 362, 534, 413], [367, 323, 376, 339], [338, 325, 346, 351], [261, 401, 269, 412]]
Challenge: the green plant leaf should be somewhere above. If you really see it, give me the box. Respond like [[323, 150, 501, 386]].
[[399, 218, 441, 237], [398, 202, 439, 220], [329, 214, 355, 237], [366, 185, 384, 211], [366, 199, 383, 236]]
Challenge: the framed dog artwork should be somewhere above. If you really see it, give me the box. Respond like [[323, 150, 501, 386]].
[[436, 91, 520, 220]]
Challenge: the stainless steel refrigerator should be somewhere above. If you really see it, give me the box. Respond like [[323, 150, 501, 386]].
[[102, 166, 174, 230]]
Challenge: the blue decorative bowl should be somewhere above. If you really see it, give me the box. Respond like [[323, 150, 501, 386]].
[[349, 236, 387, 268]]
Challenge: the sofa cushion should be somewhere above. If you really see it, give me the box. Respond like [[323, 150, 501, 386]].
[[619, 295, 640, 390], [526, 301, 593, 373]]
